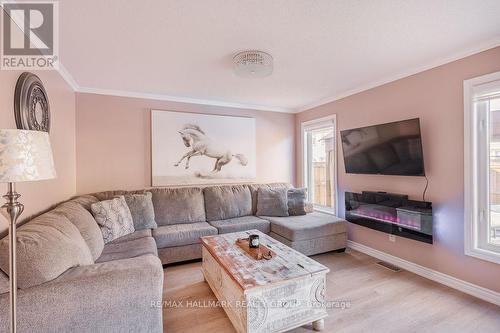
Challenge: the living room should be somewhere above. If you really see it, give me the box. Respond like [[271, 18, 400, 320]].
[[0, 1, 499, 332]]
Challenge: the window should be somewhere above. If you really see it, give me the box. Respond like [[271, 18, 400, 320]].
[[302, 115, 337, 214], [464, 71, 500, 264]]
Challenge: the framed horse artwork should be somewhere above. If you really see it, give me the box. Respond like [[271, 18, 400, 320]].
[[151, 110, 257, 186]]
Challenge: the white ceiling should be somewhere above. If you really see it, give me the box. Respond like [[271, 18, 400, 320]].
[[59, 0, 500, 112]]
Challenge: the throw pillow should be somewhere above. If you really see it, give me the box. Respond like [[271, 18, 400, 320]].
[[122, 192, 157, 230], [91, 196, 135, 244], [304, 201, 314, 213], [287, 188, 307, 216], [256, 187, 289, 217]]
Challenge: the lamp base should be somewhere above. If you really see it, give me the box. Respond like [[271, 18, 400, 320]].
[[1, 183, 24, 333]]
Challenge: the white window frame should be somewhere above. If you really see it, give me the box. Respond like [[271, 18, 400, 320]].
[[464, 70, 500, 265], [301, 115, 338, 215]]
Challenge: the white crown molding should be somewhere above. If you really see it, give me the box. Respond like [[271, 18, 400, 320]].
[[294, 38, 500, 113], [54, 39, 500, 114], [57, 63, 79, 91], [347, 240, 500, 307], [56, 63, 293, 112], [76, 86, 293, 113]]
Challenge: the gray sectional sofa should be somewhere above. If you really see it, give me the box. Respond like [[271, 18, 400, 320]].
[[0, 183, 347, 332]]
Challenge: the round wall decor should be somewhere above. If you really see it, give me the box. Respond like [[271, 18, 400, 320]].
[[14, 72, 51, 132]]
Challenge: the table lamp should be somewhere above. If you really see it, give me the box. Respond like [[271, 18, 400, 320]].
[[0, 129, 56, 333]]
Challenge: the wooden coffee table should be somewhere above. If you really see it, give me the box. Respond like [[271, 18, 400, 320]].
[[201, 230, 329, 333]]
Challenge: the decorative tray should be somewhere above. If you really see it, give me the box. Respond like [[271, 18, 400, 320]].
[[235, 238, 276, 260]]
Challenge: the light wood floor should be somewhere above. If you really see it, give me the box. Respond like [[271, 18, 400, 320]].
[[163, 249, 500, 333]]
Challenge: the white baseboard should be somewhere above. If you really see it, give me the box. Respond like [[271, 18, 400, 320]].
[[347, 240, 500, 306]]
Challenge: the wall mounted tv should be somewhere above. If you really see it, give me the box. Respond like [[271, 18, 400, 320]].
[[340, 118, 425, 176]]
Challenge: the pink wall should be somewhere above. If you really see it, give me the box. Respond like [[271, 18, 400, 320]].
[[296, 46, 500, 292], [0, 70, 76, 235], [75, 93, 295, 194]]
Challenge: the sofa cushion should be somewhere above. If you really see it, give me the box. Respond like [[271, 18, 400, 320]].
[[53, 201, 104, 261], [264, 212, 347, 241], [92, 190, 131, 201], [256, 187, 289, 217], [69, 194, 99, 210], [158, 243, 201, 265], [123, 192, 157, 230], [0, 270, 8, 294], [151, 187, 206, 225], [269, 232, 347, 256], [287, 188, 307, 216], [0, 212, 94, 289], [109, 229, 152, 244], [209, 216, 270, 234], [153, 222, 217, 248], [16, 255, 163, 333], [204, 185, 252, 221], [96, 236, 158, 263], [91, 196, 135, 244]]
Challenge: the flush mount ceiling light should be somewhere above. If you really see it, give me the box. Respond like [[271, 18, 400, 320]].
[[233, 50, 273, 78]]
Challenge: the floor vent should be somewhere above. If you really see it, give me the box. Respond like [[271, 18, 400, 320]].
[[376, 261, 402, 272]]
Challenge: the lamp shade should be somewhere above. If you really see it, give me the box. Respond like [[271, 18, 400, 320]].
[[0, 129, 56, 183]]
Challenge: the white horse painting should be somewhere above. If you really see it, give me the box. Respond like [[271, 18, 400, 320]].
[[151, 110, 256, 186], [174, 124, 248, 175]]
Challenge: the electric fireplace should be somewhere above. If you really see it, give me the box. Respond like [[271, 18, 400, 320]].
[[345, 191, 433, 244]]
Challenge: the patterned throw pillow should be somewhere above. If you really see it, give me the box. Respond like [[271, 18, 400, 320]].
[[287, 188, 307, 216], [122, 192, 157, 230], [91, 196, 135, 244]]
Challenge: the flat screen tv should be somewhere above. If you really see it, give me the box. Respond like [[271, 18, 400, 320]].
[[340, 118, 425, 176]]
